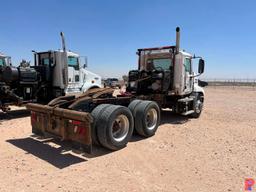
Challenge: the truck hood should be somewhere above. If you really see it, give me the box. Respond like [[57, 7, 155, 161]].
[[65, 67, 101, 94]]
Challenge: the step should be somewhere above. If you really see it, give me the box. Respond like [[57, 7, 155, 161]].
[[181, 110, 194, 116], [178, 97, 194, 103]]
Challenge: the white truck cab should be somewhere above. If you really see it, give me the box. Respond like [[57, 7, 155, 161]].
[[32, 32, 101, 97], [0, 34, 101, 112], [172, 27, 205, 98], [173, 50, 205, 96], [66, 52, 101, 94]]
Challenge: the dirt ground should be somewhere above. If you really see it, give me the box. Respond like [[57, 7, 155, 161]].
[[0, 86, 255, 192]]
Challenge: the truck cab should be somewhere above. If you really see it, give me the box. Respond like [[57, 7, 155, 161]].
[[65, 52, 102, 94], [0, 33, 102, 112], [33, 50, 101, 98], [174, 50, 205, 96], [127, 27, 205, 117], [0, 53, 11, 67]]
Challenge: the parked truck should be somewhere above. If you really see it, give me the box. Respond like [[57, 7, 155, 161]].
[[0, 33, 101, 112], [0, 52, 11, 67], [27, 27, 205, 153], [103, 78, 121, 88]]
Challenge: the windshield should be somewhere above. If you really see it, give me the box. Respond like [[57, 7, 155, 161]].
[[68, 56, 79, 69], [147, 58, 172, 70], [0, 58, 6, 66]]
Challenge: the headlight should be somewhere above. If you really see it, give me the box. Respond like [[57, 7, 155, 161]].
[[157, 73, 163, 78], [129, 81, 136, 87]]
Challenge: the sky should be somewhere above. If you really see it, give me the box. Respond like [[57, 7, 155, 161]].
[[0, 0, 255, 79]]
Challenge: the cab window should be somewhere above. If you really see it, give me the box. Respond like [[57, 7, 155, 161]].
[[0, 58, 5, 66], [40, 58, 53, 66], [43, 58, 50, 65], [68, 56, 79, 69], [184, 58, 191, 73], [147, 58, 172, 70]]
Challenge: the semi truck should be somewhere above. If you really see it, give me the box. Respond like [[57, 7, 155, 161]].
[[27, 27, 205, 153], [0, 33, 101, 112]]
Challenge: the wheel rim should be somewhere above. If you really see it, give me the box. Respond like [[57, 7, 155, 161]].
[[111, 114, 129, 142], [146, 108, 158, 130], [195, 99, 203, 113]]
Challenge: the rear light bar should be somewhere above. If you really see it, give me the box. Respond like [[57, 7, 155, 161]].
[[31, 111, 37, 123], [71, 120, 82, 125], [69, 120, 86, 135]]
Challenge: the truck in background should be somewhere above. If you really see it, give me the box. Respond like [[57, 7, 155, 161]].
[[0, 33, 101, 112], [0, 52, 11, 67], [103, 78, 121, 88], [27, 27, 205, 153]]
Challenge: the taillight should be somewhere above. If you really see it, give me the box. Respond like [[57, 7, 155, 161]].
[[31, 111, 37, 123], [72, 120, 81, 125], [70, 120, 86, 135]]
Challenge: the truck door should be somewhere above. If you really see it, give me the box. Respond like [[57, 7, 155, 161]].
[[0, 57, 6, 66], [67, 56, 80, 83], [184, 57, 193, 94]]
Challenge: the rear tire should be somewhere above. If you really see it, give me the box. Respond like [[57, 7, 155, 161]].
[[128, 99, 143, 116], [96, 105, 134, 150], [133, 101, 160, 137], [128, 99, 143, 134], [90, 104, 112, 145]]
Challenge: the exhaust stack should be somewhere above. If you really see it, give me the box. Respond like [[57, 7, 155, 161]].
[[175, 27, 180, 54], [60, 32, 66, 52], [60, 32, 68, 87]]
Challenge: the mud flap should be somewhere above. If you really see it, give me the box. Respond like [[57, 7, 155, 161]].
[[27, 103, 93, 153]]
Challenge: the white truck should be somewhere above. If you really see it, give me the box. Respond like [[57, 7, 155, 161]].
[[0, 33, 101, 111]]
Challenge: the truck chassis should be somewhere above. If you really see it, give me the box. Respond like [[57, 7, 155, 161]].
[[26, 27, 205, 153], [27, 87, 203, 153], [27, 88, 147, 153]]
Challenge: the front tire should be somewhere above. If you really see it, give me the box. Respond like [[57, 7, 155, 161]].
[[190, 93, 204, 118]]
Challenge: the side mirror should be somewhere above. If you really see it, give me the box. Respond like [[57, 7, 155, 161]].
[[198, 59, 205, 74], [84, 57, 88, 68], [79, 56, 88, 68], [7, 57, 12, 66]]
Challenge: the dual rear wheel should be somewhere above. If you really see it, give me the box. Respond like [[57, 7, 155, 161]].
[[128, 100, 160, 137], [91, 100, 160, 151]]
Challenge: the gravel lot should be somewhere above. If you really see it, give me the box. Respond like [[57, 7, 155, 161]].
[[0, 87, 255, 192]]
